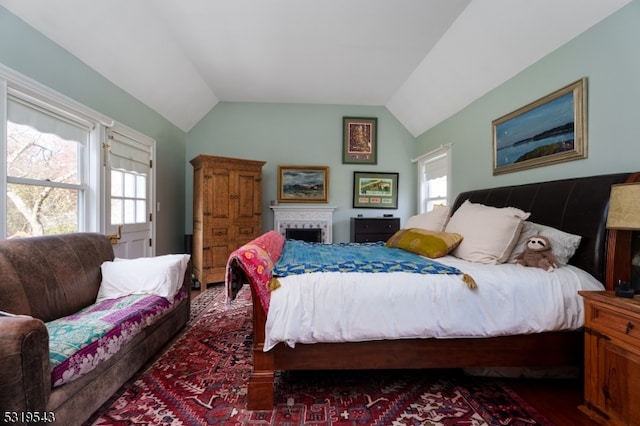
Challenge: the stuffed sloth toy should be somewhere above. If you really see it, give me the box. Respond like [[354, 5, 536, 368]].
[[515, 235, 560, 272]]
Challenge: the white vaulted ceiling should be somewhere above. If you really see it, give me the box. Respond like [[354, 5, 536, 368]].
[[0, 0, 630, 135]]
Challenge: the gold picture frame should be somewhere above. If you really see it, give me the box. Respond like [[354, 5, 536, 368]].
[[278, 165, 329, 203], [492, 78, 587, 175]]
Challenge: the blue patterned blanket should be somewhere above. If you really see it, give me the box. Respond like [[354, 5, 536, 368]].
[[273, 241, 474, 287]]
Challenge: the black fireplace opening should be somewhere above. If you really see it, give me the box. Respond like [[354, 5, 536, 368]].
[[285, 228, 322, 243]]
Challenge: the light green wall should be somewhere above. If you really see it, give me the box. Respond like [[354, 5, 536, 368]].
[[415, 0, 640, 198], [186, 103, 416, 242], [0, 7, 187, 254], [4, 0, 638, 248]]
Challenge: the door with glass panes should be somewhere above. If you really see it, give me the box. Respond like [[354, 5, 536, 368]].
[[104, 129, 154, 258]]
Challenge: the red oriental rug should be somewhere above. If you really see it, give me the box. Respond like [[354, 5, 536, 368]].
[[86, 285, 554, 425]]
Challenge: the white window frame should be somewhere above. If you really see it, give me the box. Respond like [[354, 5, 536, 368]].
[[6, 93, 95, 236], [0, 63, 155, 245], [413, 144, 451, 214]]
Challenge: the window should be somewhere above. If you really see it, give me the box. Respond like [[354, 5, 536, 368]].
[[5, 96, 91, 237], [1, 64, 155, 248], [110, 169, 147, 225], [416, 145, 451, 214]]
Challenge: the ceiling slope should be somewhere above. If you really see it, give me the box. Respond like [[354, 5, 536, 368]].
[[0, 0, 631, 135], [388, 0, 632, 136]]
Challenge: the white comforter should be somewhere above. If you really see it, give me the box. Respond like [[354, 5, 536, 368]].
[[263, 255, 604, 351]]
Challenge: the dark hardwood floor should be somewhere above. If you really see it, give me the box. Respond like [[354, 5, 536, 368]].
[[508, 378, 599, 425], [191, 287, 598, 425]]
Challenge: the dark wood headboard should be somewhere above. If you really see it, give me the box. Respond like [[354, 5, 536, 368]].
[[452, 172, 637, 286]]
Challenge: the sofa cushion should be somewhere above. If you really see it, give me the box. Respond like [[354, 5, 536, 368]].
[[47, 286, 186, 387]]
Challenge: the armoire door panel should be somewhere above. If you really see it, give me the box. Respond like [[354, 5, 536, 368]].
[[237, 225, 258, 240], [210, 169, 231, 219], [237, 172, 258, 218], [209, 227, 229, 242], [206, 244, 231, 268]]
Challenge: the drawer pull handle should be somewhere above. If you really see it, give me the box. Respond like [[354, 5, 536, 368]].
[[626, 321, 635, 334]]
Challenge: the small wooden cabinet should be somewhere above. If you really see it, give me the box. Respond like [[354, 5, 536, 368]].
[[350, 217, 400, 243], [579, 291, 640, 425], [191, 155, 265, 286]]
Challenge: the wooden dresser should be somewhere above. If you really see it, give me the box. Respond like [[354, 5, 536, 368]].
[[190, 155, 265, 286], [350, 217, 400, 243], [579, 291, 640, 425]]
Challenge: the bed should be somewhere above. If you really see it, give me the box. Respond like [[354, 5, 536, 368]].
[[226, 171, 639, 410]]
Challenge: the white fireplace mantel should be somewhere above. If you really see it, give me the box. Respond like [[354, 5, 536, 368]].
[[270, 205, 336, 243]]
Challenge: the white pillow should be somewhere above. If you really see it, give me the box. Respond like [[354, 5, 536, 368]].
[[506, 221, 539, 263], [531, 223, 582, 265], [404, 206, 451, 232], [97, 254, 190, 303], [445, 200, 530, 264]]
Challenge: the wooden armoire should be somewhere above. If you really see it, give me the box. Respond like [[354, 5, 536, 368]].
[[190, 155, 265, 286]]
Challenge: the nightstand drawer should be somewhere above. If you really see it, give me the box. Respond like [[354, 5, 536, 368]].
[[588, 300, 640, 350], [350, 217, 400, 243], [352, 218, 398, 233], [353, 233, 396, 243]]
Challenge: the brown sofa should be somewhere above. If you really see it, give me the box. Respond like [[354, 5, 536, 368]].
[[0, 233, 191, 425]]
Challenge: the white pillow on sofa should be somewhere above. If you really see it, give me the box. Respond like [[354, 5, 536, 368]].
[[404, 206, 451, 232], [445, 200, 530, 264], [96, 254, 190, 303]]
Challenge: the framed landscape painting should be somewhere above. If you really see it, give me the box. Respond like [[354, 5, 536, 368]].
[[492, 78, 587, 175], [278, 165, 329, 203], [343, 117, 377, 164], [353, 171, 398, 209]]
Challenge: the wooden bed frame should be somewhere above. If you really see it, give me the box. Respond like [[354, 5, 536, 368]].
[[245, 172, 640, 410]]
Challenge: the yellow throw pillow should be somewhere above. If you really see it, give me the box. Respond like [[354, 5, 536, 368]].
[[385, 228, 463, 258]]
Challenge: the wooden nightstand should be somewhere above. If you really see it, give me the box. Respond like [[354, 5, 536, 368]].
[[578, 291, 640, 425], [350, 217, 400, 243]]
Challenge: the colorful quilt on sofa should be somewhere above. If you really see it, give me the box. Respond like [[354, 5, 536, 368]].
[[46, 287, 186, 387]]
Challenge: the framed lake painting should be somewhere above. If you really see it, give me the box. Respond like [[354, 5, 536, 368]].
[[492, 78, 587, 175], [278, 165, 329, 203]]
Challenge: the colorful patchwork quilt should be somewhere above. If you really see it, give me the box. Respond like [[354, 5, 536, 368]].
[[273, 240, 464, 276], [46, 287, 186, 387]]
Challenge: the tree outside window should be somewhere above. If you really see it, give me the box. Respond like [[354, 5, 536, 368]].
[[6, 102, 87, 238]]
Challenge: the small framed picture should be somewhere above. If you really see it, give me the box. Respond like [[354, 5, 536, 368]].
[[343, 117, 377, 164], [278, 165, 329, 203], [353, 171, 398, 209]]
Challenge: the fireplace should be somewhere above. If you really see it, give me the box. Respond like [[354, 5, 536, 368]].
[[285, 228, 323, 242], [270, 205, 336, 243]]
